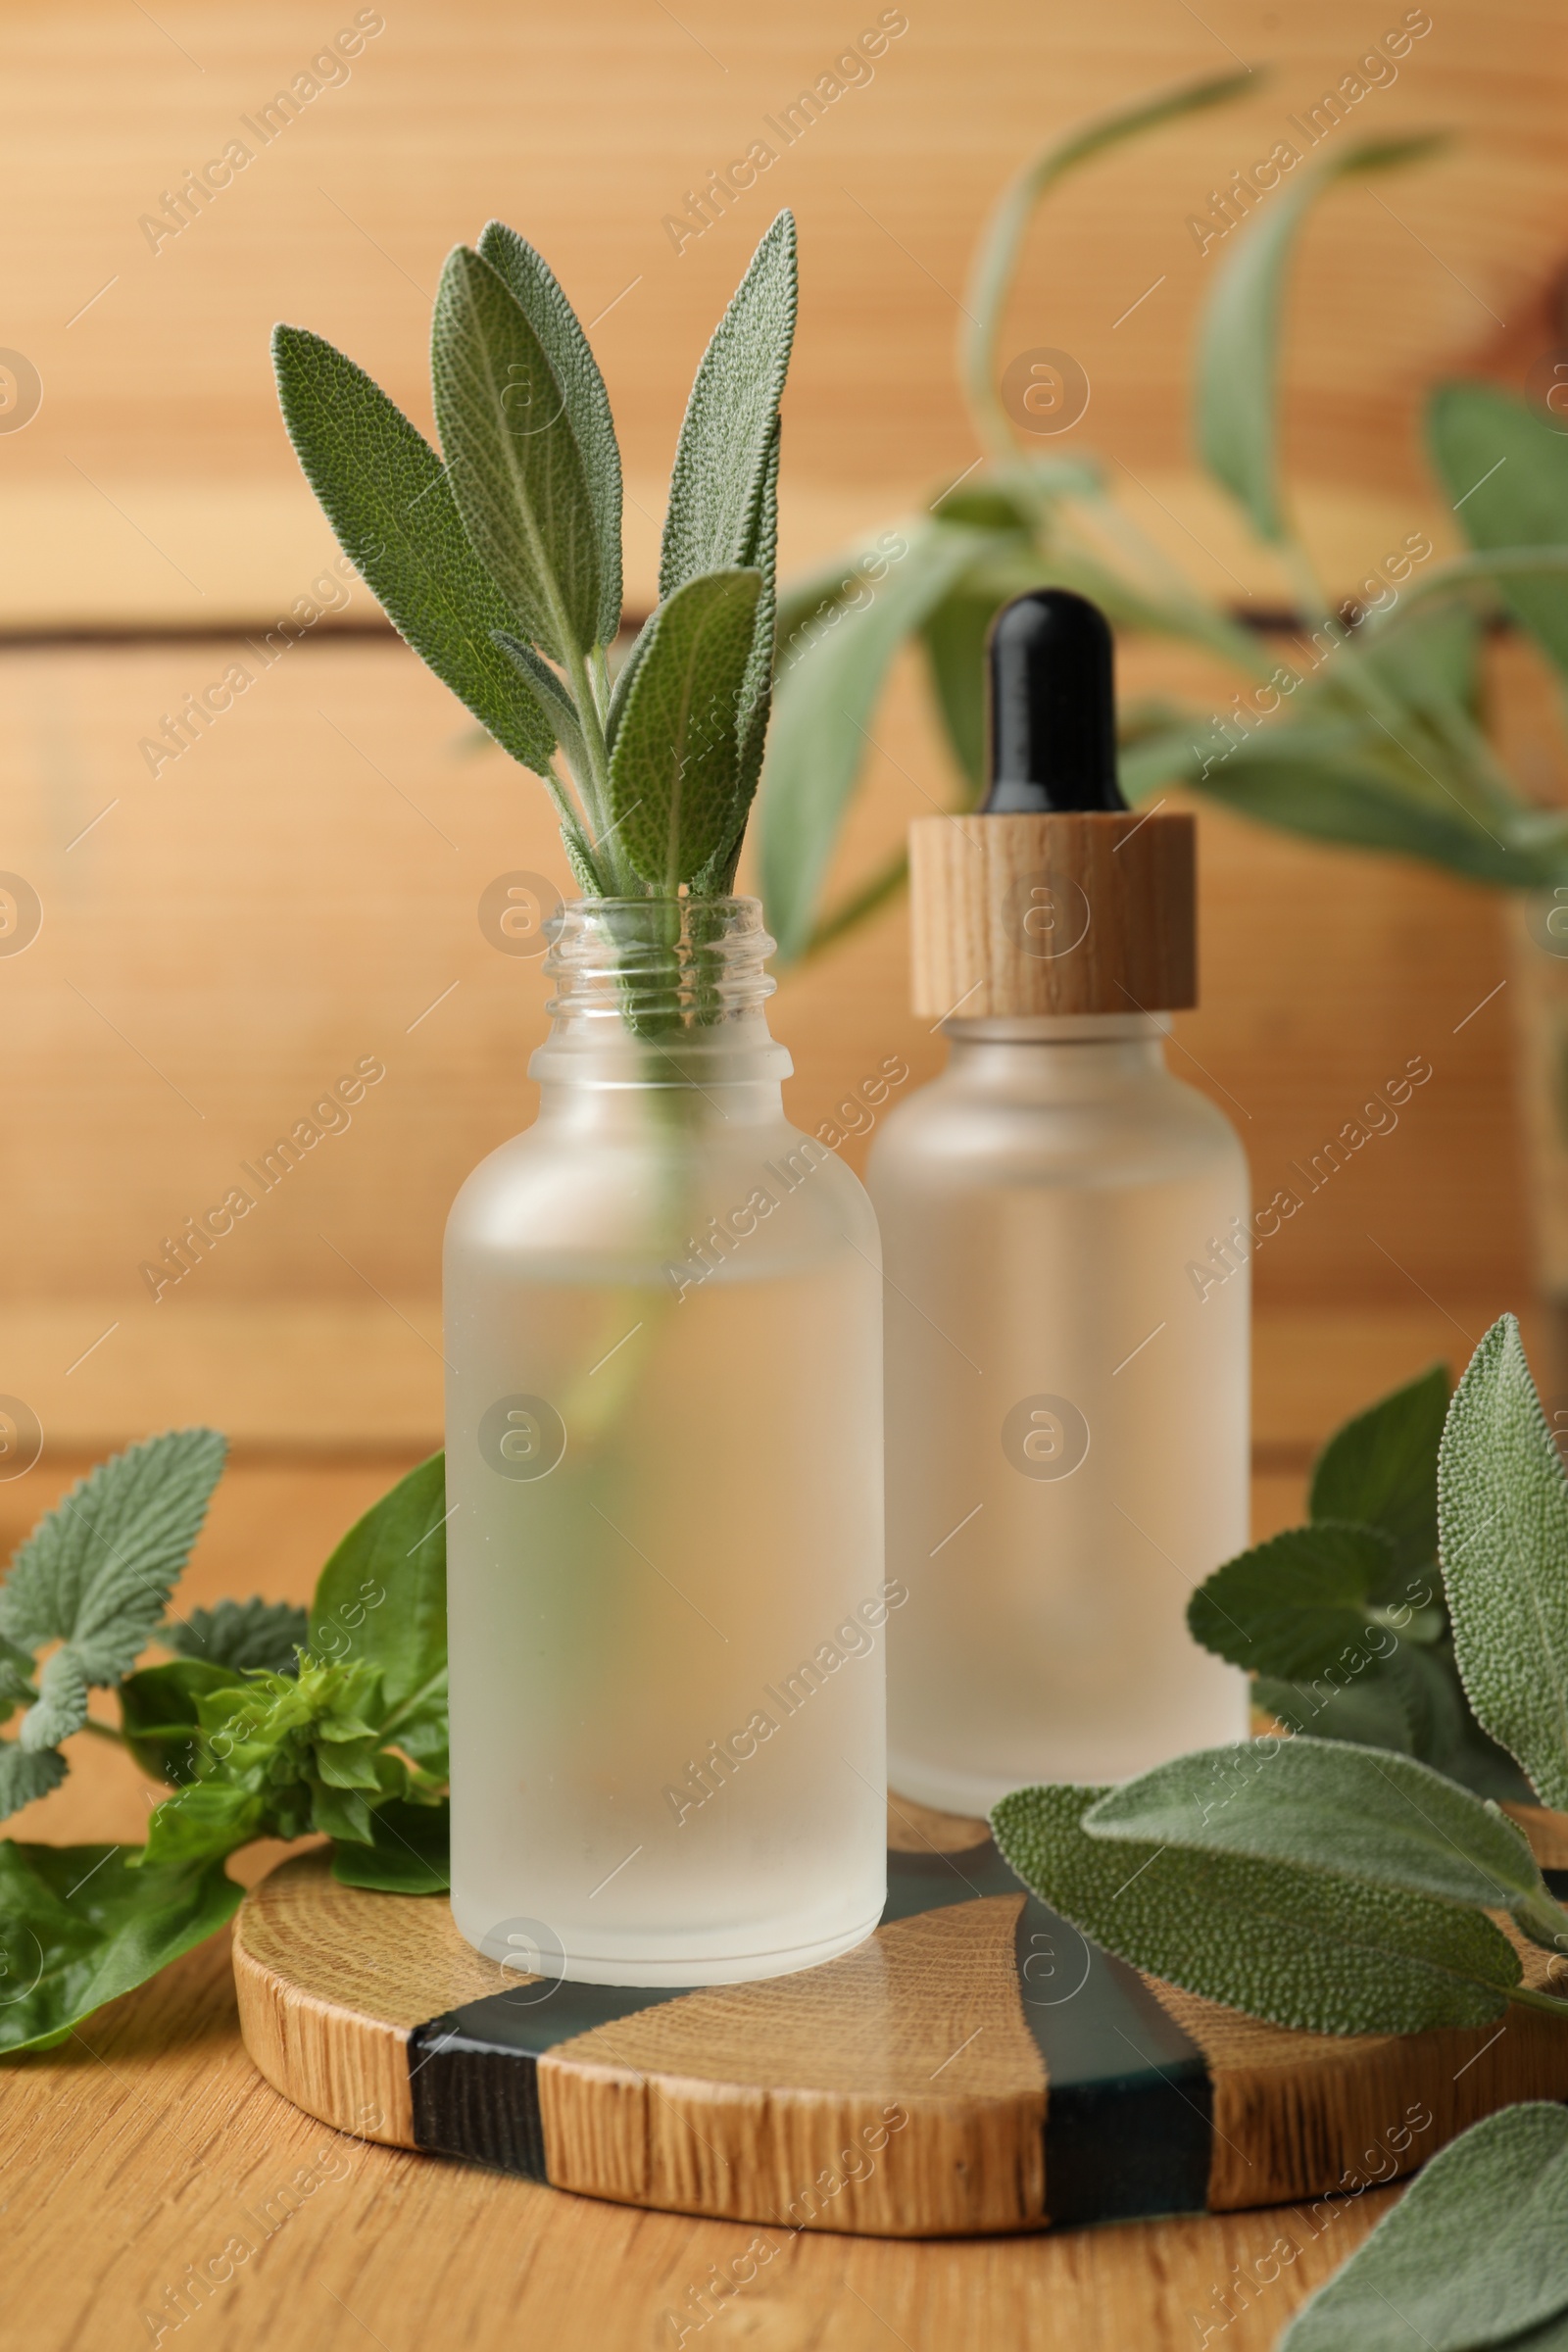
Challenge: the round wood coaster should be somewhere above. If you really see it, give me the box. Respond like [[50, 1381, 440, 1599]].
[[232, 1798, 1568, 2239]]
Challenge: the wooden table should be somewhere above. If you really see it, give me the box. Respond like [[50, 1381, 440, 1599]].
[[2, 1447, 1426, 2352]]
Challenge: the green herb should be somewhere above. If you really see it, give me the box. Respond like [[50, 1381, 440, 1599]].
[[1280, 2104, 1568, 2351], [991, 1312, 1568, 2039], [760, 74, 1568, 964], [0, 1447, 451, 2056], [164, 1596, 309, 1675], [1187, 1363, 1528, 1799], [273, 212, 796, 905]]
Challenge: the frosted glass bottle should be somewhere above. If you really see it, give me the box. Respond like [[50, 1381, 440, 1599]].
[[444, 897, 887, 1986], [866, 1009, 1250, 1814]]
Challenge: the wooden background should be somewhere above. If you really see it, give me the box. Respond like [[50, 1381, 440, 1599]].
[[6, 0, 1567, 1461], [3, 6, 1568, 2347]]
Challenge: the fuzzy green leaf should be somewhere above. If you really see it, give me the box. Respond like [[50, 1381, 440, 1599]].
[[1428, 383, 1568, 681], [20, 1649, 89, 1750], [692, 419, 783, 899], [607, 567, 762, 893], [0, 1840, 241, 2056], [990, 1782, 1521, 2035], [660, 212, 797, 600], [477, 220, 623, 647], [1282, 2104, 1568, 2352], [165, 1597, 309, 1677], [1083, 1738, 1559, 1930], [0, 1744, 66, 1819], [272, 325, 558, 773], [310, 1451, 448, 1776], [1440, 1313, 1568, 1807], [1310, 1364, 1448, 1574], [760, 521, 996, 960], [1197, 134, 1446, 542], [0, 1428, 225, 1688], [1188, 1521, 1399, 1679], [431, 244, 600, 662], [331, 1796, 450, 1894]]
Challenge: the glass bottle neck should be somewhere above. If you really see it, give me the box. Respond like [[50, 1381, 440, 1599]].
[[939, 1011, 1170, 1096], [528, 895, 792, 1109]]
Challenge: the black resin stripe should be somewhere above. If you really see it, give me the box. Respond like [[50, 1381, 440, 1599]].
[[407, 1838, 1213, 2225], [881, 1839, 1213, 2224]]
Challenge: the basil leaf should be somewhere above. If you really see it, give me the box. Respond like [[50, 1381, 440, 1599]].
[[476, 220, 623, 649], [990, 1783, 1521, 2035], [431, 244, 600, 662], [164, 1597, 308, 1676], [1187, 1521, 1399, 1679], [0, 1841, 240, 2056], [331, 1797, 449, 1894], [309, 1453, 448, 1777], [272, 324, 558, 774], [1082, 1738, 1563, 1936], [606, 566, 761, 892], [1309, 1363, 1448, 1577], [119, 1658, 236, 1787], [1440, 1313, 1568, 1807], [1282, 2103, 1568, 2352]]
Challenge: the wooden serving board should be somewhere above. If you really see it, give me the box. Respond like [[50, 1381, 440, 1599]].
[[232, 1798, 1568, 2239]]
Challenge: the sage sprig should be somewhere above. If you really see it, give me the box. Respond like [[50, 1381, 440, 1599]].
[[1281, 2104, 1568, 2352], [992, 1313, 1568, 2039], [274, 212, 797, 906], [1187, 1362, 1528, 1799]]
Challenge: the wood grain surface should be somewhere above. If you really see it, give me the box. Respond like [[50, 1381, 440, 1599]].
[[1, 1400, 1552, 2350], [908, 809, 1197, 1017], [229, 1818, 1568, 2241]]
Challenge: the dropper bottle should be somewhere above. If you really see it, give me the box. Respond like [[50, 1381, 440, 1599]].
[[865, 588, 1250, 1809]]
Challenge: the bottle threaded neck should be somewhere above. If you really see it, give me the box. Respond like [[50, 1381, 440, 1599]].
[[543, 896, 777, 1026], [532, 897, 790, 1087]]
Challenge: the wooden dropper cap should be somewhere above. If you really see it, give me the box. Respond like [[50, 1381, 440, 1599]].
[[909, 590, 1196, 1020]]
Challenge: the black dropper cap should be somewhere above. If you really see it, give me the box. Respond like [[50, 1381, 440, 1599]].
[[980, 588, 1127, 814]]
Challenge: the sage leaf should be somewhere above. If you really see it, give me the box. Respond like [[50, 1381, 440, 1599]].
[[0, 1428, 225, 1692], [164, 1596, 308, 1676], [310, 1452, 448, 1776], [1440, 1313, 1568, 1807], [1187, 726, 1568, 887], [921, 575, 1006, 801], [1309, 1363, 1447, 1576], [1198, 133, 1446, 542], [0, 1841, 241, 2056], [1082, 1738, 1564, 1936], [990, 1782, 1521, 2035], [691, 418, 782, 899], [659, 212, 796, 600], [273, 326, 558, 774], [431, 244, 600, 662], [331, 1796, 450, 1894], [477, 220, 623, 647], [1282, 2103, 1568, 2352], [607, 567, 762, 893], [760, 521, 996, 960], [1187, 1521, 1399, 1679], [0, 1745, 66, 1817], [119, 1658, 236, 1788], [1428, 383, 1568, 681]]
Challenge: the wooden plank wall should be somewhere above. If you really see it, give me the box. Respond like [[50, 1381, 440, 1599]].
[[1, 0, 1561, 1451]]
